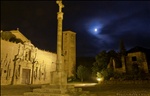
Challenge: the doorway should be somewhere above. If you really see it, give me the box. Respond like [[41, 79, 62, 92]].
[[22, 69, 30, 84]]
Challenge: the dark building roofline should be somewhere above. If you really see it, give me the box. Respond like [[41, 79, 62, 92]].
[[127, 46, 150, 53], [127, 46, 150, 66]]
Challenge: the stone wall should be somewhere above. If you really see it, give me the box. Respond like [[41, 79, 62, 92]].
[[63, 31, 76, 78], [126, 52, 149, 73], [1, 40, 19, 85], [1, 39, 57, 85]]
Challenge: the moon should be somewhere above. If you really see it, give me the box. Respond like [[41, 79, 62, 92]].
[[94, 28, 98, 32]]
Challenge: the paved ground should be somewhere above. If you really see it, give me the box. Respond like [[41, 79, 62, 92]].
[[1, 84, 41, 96], [79, 83, 150, 96], [1, 82, 150, 96]]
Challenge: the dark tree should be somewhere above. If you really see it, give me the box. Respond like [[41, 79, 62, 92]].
[[119, 39, 126, 56], [77, 65, 89, 82], [91, 50, 109, 78], [1, 31, 15, 40], [1, 31, 23, 44], [95, 50, 109, 70]]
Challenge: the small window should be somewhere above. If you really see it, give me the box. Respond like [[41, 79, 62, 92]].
[[132, 56, 137, 61], [4, 70, 7, 73]]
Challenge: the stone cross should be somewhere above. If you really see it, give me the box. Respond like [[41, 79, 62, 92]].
[[56, 0, 64, 12]]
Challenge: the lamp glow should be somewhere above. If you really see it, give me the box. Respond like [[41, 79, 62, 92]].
[[97, 77, 102, 81]]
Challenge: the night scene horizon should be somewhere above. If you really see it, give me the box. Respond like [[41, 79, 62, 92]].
[[1, 1, 150, 57]]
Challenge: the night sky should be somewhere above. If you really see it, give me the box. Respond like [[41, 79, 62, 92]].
[[1, 1, 150, 57]]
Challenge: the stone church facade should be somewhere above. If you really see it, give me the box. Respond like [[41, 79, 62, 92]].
[[1, 29, 76, 85]]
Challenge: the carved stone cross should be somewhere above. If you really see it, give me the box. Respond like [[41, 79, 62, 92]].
[[56, 0, 64, 12]]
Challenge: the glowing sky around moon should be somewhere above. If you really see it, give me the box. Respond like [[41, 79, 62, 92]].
[[86, 19, 103, 37]]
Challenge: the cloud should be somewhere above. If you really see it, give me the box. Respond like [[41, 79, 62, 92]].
[[98, 9, 150, 50]]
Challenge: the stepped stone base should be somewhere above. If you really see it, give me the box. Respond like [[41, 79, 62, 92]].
[[24, 84, 97, 96]]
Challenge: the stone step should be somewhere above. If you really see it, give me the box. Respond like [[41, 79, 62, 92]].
[[33, 88, 61, 93], [42, 85, 74, 89], [24, 92, 69, 96]]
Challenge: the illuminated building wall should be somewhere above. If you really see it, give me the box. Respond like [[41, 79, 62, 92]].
[[1, 30, 57, 85], [126, 51, 149, 73], [63, 31, 76, 78]]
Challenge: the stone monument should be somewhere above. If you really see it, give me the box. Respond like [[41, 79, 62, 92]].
[[24, 1, 96, 95], [51, 0, 67, 86]]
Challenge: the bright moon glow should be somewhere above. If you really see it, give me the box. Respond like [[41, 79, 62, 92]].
[[86, 19, 103, 37], [94, 28, 97, 32]]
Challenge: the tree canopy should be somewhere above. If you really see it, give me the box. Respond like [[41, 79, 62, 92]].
[[1, 31, 23, 44], [77, 65, 89, 82], [91, 49, 121, 79]]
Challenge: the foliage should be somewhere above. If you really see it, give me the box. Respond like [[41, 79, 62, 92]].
[[92, 50, 118, 76], [113, 72, 124, 80], [119, 39, 126, 56], [1, 31, 15, 40], [1, 31, 23, 44], [96, 72, 103, 78], [91, 62, 100, 77], [95, 50, 109, 70], [101, 68, 114, 80], [108, 50, 122, 68], [107, 50, 117, 58], [77, 65, 89, 82]]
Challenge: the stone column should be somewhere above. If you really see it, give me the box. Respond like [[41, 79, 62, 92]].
[[56, 11, 63, 72], [51, 0, 67, 86]]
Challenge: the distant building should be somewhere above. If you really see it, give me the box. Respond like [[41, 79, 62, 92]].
[[126, 46, 150, 73], [108, 46, 150, 74], [0, 29, 76, 85]]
